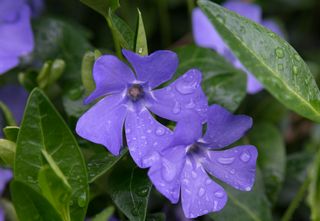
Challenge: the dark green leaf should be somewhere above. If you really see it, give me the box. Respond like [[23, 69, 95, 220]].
[[135, 9, 148, 55], [247, 123, 286, 203], [14, 89, 89, 221], [210, 170, 272, 221], [199, 0, 320, 122], [11, 180, 63, 221], [0, 102, 17, 126], [80, 0, 120, 17], [175, 45, 246, 112], [0, 139, 16, 168], [91, 206, 114, 221], [3, 126, 20, 142], [106, 159, 152, 221]]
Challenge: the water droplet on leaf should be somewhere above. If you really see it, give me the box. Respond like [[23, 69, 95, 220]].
[[77, 192, 87, 208], [275, 47, 284, 58]]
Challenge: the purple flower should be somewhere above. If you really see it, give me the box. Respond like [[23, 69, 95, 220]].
[[76, 50, 208, 168], [148, 105, 257, 218], [192, 1, 285, 94], [0, 168, 13, 221], [0, 0, 34, 74]]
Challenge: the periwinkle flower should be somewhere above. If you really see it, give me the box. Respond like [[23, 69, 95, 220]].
[[192, 1, 285, 94], [148, 105, 257, 218], [0, 168, 13, 221], [0, 0, 34, 74], [76, 49, 208, 168]]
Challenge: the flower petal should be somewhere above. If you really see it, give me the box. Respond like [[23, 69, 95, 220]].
[[148, 145, 186, 203], [125, 108, 173, 168], [223, 1, 262, 23], [0, 56, 19, 74], [201, 105, 252, 148], [122, 49, 178, 89], [181, 157, 227, 218], [148, 69, 208, 123], [0, 168, 12, 194], [202, 145, 258, 191], [76, 94, 127, 155], [84, 55, 135, 104], [192, 8, 227, 54]]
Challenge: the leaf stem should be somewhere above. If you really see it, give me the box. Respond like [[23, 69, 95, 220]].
[[281, 176, 311, 221]]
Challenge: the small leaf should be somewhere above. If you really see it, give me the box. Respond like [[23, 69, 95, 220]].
[[91, 206, 115, 221], [3, 126, 20, 142], [11, 180, 63, 221], [81, 51, 97, 93], [175, 45, 246, 112], [106, 158, 152, 221], [247, 123, 286, 203], [0, 102, 17, 126], [0, 139, 16, 168], [135, 9, 148, 55], [198, 0, 320, 122], [80, 0, 120, 17]]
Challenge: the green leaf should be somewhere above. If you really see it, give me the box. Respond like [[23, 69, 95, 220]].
[[307, 150, 320, 221], [81, 51, 96, 93], [0, 102, 17, 126], [198, 0, 320, 122], [3, 126, 20, 142], [247, 123, 286, 203], [210, 170, 272, 221], [0, 139, 16, 168], [91, 206, 114, 221], [135, 9, 148, 55], [14, 89, 89, 221], [11, 180, 63, 221], [80, 0, 120, 17], [87, 146, 128, 183], [175, 45, 246, 112], [106, 159, 152, 221], [108, 11, 135, 51]]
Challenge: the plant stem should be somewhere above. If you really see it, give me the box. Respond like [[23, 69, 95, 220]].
[[281, 176, 311, 221], [157, 0, 171, 48]]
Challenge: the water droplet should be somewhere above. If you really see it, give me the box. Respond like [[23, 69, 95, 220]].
[[213, 200, 218, 210], [206, 179, 212, 185], [191, 171, 197, 178], [147, 129, 152, 133], [217, 157, 235, 165], [165, 86, 172, 91], [292, 66, 298, 75], [185, 99, 196, 109], [245, 186, 252, 191], [230, 169, 236, 174], [138, 48, 143, 54], [155, 127, 165, 136], [240, 152, 251, 162], [198, 187, 206, 197], [140, 135, 146, 139], [275, 47, 284, 58], [268, 32, 276, 37], [77, 192, 87, 208], [162, 158, 176, 182], [175, 73, 198, 94], [214, 190, 225, 198], [216, 14, 225, 23], [278, 64, 284, 71], [294, 54, 301, 61], [172, 102, 181, 114], [126, 128, 131, 134], [136, 186, 149, 197], [131, 207, 139, 216]]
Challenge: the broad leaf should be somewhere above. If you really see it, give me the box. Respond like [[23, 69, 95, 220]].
[[106, 158, 152, 221], [135, 9, 148, 55], [14, 89, 89, 221], [11, 181, 63, 221], [198, 0, 320, 122], [175, 45, 246, 112], [0, 139, 16, 168], [80, 0, 120, 17]]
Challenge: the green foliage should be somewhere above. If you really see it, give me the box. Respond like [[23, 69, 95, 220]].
[[0, 139, 16, 168], [80, 0, 120, 17], [135, 9, 148, 55]]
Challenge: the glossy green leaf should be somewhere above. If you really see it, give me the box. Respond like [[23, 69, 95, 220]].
[[91, 206, 114, 221], [80, 0, 120, 17], [247, 123, 286, 203], [3, 126, 20, 142], [210, 170, 272, 221], [307, 150, 320, 221], [175, 45, 246, 112], [0, 102, 17, 126], [199, 0, 320, 122], [11, 180, 63, 221], [81, 51, 96, 93], [106, 158, 152, 221], [135, 9, 148, 55], [0, 139, 16, 168], [14, 89, 89, 221]]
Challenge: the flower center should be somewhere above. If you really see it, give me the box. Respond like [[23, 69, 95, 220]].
[[186, 143, 201, 155], [128, 84, 144, 101]]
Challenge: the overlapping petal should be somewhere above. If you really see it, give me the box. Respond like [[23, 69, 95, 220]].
[[148, 145, 186, 203], [0, 56, 19, 75], [148, 69, 208, 123], [202, 105, 252, 148], [84, 55, 136, 104], [76, 94, 127, 155], [202, 145, 257, 191], [125, 109, 173, 168], [181, 158, 227, 218], [122, 49, 178, 89]]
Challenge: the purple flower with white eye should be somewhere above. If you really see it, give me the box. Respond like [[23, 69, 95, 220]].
[[0, 0, 34, 74], [192, 1, 285, 94], [76, 49, 208, 168], [148, 105, 257, 218], [0, 168, 13, 221]]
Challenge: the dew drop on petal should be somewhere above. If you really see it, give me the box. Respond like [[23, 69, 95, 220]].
[[245, 186, 252, 191], [198, 187, 206, 197], [214, 190, 225, 198], [217, 157, 235, 165], [240, 152, 251, 162], [155, 127, 165, 136], [161, 158, 176, 182], [172, 101, 181, 114], [213, 200, 218, 210]]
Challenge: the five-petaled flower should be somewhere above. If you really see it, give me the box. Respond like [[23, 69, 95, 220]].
[[148, 105, 257, 218], [0, 168, 13, 221], [192, 1, 285, 94], [0, 0, 34, 74], [76, 49, 208, 168]]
